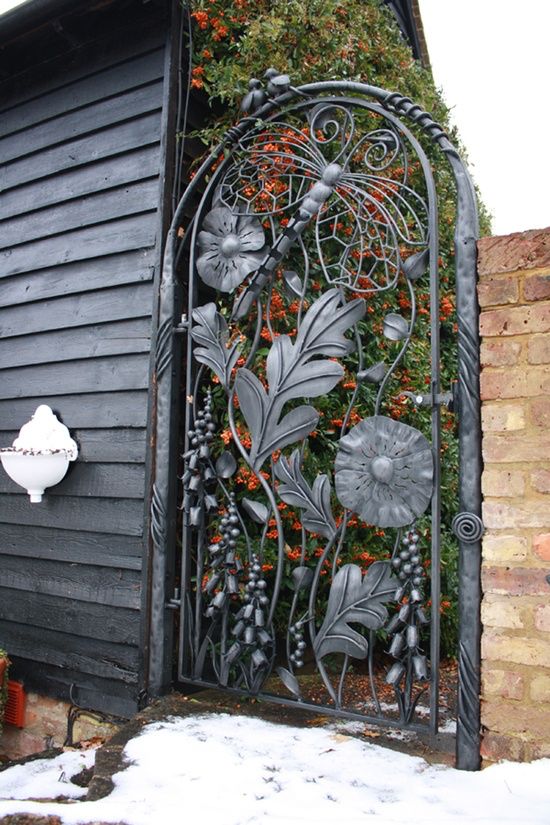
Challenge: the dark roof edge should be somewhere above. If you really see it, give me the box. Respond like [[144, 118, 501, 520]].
[[0, 0, 97, 44], [384, 0, 431, 71], [410, 0, 431, 70]]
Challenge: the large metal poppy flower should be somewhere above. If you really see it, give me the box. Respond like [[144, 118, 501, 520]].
[[196, 206, 267, 292], [334, 415, 433, 528]]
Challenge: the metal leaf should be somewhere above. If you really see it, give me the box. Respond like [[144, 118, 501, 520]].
[[191, 304, 240, 390], [253, 405, 319, 470], [383, 313, 409, 341], [276, 666, 301, 698], [216, 451, 237, 478], [402, 248, 429, 281], [242, 497, 269, 524], [357, 361, 387, 384], [274, 450, 337, 539], [294, 289, 365, 358], [236, 292, 364, 470], [292, 565, 314, 590], [267, 340, 344, 406], [283, 270, 303, 299], [234, 368, 267, 448], [313, 562, 397, 661]]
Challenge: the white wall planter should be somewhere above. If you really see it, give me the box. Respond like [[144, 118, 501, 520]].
[[0, 406, 78, 503]]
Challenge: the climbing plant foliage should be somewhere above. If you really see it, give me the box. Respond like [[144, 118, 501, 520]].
[[185, 0, 490, 658]]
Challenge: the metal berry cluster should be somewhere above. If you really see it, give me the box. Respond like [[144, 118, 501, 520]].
[[392, 529, 426, 591], [228, 553, 271, 668], [204, 493, 243, 616], [385, 527, 430, 716], [182, 391, 218, 528], [288, 618, 307, 669]]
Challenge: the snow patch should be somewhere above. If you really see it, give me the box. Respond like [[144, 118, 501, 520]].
[[0, 714, 548, 824]]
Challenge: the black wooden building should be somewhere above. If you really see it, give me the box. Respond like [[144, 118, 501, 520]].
[[0, 0, 205, 717], [0, 0, 427, 720]]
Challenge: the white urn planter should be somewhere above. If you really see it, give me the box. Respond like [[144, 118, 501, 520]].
[[0, 406, 78, 503]]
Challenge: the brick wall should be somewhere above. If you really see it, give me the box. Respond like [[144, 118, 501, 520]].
[[1, 692, 117, 760], [478, 226, 550, 762]]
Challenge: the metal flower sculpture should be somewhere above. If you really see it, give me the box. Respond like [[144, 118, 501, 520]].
[[196, 206, 267, 292], [334, 416, 434, 528], [164, 75, 480, 740]]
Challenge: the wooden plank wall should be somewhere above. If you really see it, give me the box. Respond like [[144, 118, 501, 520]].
[[0, 11, 171, 717]]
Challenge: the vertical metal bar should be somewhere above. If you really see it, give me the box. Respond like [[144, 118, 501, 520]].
[[148, 145, 223, 695], [449, 157, 482, 771], [429, 295, 441, 734], [142, 1, 183, 700], [177, 243, 197, 681]]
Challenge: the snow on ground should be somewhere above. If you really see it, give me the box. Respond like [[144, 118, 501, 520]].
[[0, 713, 549, 825], [0, 748, 95, 801]]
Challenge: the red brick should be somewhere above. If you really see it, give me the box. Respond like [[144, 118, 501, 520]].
[[480, 369, 526, 400], [533, 533, 550, 561], [479, 303, 550, 337], [482, 630, 550, 668], [482, 468, 525, 497], [483, 432, 550, 462], [481, 402, 525, 431], [528, 333, 550, 364], [482, 700, 550, 736], [524, 274, 550, 301], [478, 276, 519, 307], [480, 365, 550, 399], [1, 691, 118, 760], [481, 731, 526, 762], [480, 340, 522, 367], [483, 534, 528, 563], [477, 228, 550, 276], [482, 667, 525, 699], [482, 566, 550, 597], [530, 673, 550, 702], [529, 398, 550, 428], [529, 741, 550, 759], [531, 469, 550, 494], [535, 604, 550, 632], [526, 365, 550, 396], [481, 596, 525, 628], [483, 501, 549, 529]]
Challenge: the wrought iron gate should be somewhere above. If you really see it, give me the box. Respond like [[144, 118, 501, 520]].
[[149, 75, 482, 770]]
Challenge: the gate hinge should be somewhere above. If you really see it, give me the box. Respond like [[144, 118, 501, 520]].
[[403, 383, 455, 412], [166, 587, 181, 610]]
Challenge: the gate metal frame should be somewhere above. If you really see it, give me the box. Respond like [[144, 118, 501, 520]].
[[147, 77, 482, 771]]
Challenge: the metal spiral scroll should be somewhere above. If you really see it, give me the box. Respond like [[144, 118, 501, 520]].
[[452, 512, 484, 544], [148, 71, 481, 771]]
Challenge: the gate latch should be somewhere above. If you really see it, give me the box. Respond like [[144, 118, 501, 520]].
[[402, 384, 455, 412], [166, 587, 181, 610]]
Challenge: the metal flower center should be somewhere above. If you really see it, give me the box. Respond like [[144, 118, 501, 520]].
[[220, 234, 241, 258], [370, 455, 394, 484]]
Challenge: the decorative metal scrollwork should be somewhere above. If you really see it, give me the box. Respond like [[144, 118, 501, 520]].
[[151, 71, 481, 767], [451, 512, 484, 544]]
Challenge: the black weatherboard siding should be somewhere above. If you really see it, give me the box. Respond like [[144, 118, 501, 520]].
[[0, 0, 179, 717], [0, 0, 427, 718]]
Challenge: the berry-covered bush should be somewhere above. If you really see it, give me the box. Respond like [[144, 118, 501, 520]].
[[184, 0, 490, 658]]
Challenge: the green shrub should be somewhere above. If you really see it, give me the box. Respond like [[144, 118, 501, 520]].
[[186, 0, 491, 658]]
